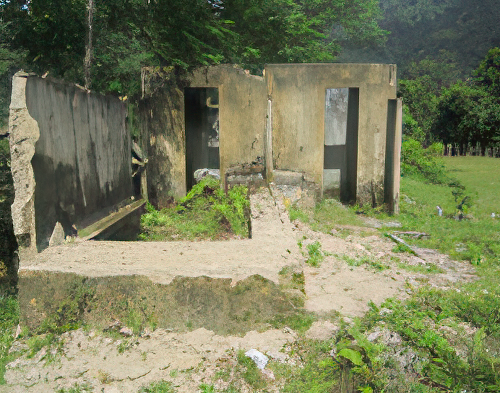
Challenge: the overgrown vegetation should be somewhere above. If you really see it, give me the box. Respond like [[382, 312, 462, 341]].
[[139, 177, 250, 241], [401, 139, 449, 184], [0, 295, 18, 384], [400, 48, 500, 152], [279, 156, 500, 392], [0, 139, 16, 291]]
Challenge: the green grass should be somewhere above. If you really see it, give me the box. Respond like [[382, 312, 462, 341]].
[[397, 156, 500, 265], [0, 295, 18, 384], [341, 255, 389, 271], [235, 350, 267, 390], [281, 156, 500, 392], [305, 241, 324, 267], [289, 198, 364, 232], [139, 177, 250, 241], [138, 380, 175, 393]]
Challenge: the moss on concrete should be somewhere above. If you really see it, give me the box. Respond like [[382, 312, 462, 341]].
[[19, 270, 306, 335]]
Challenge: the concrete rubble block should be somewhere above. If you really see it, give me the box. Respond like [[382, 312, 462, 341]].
[[245, 348, 269, 369], [9, 72, 40, 258], [48, 222, 65, 247]]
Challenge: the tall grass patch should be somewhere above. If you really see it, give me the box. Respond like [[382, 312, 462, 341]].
[[139, 177, 250, 241]]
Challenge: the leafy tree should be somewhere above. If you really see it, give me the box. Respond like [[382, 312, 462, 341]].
[[474, 47, 500, 98], [0, 10, 25, 130], [2, 0, 388, 98], [398, 52, 459, 144], [431, 81, 500, 154], [220, 0, 386, 69], [6, 0, 87, 82]]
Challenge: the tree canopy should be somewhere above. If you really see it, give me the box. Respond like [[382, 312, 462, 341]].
[[0, 0, 385, 97]]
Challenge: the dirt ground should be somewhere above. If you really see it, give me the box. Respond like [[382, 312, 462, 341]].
[[2, 187, 476, 392]]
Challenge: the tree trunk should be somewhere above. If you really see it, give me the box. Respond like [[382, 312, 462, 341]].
[[84, 0, 94, 90]]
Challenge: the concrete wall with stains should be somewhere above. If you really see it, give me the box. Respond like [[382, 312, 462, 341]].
[[141, 65, 266, 208], [189, 65, 266, 180], [141, 64, 400, 208], [139, 78, 186, 206], [266, 64, 397, 205], [9, 73, 131, 255]]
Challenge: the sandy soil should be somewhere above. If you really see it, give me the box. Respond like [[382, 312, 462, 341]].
[[3, 187, 476, 392]]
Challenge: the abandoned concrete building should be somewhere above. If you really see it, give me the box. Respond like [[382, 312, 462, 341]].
[[140, 64, 401, 207], [7, 63, 402, 336], [9, 63, 401, 257]]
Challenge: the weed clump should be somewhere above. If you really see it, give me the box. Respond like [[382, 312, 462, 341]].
[[138, 380, 175, 392], [139, 177, 250, 241], [305, 241, 324, 267], [401, 138, 450, 184]]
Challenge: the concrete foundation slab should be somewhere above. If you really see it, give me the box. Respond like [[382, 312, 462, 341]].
[[17, 189, 305, 334]]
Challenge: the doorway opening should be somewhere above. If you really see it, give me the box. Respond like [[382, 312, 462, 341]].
[[323, 88, 359, 203], [184, 87, 220, 191]]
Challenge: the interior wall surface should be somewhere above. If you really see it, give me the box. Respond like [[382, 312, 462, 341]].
[[9, 73, 131, 253], [139, 80, 186, 206], [265, 64, 397, 204], [189, 66, 266, 179]]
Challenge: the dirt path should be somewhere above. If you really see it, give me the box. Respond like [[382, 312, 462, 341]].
[[3, 187, 476, 392]]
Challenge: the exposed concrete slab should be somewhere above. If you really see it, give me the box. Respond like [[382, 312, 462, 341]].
[[17, 189, 305, 333], [19, 190, 300, 286]]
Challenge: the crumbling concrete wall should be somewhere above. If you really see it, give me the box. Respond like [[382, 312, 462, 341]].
[[141, 64, 400, 208], [140, 65, 266, 207], [189, 65, 266, 180], [266, 64, 397, 205], [139, 77, 186, 206], [9, 72, 131, 256]]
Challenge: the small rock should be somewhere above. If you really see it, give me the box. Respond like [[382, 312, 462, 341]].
[[305, 321, 340, 341], [439, 325, 457, 336], [404, 195, 416, 205], [261, 368, 275, 380], [379, 308, 393, 316], [141, 327, 152, 338], [393, 348, 418, 369], [342, 316, 353, 325], [367, 329, 402, 346], [266, 350, 288, 363], [105, 320, 122, 332], [119, 327, 133, 337], [194, 168, 220, 182], [384, 221, 402, 228], [14, 324, 21, 339], [245, 349, 268, 370], [367, 331, 381, 342], [49, 222, 65, 247]]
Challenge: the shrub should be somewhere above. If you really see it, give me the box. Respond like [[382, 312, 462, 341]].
[[401, 138, 448, 184]]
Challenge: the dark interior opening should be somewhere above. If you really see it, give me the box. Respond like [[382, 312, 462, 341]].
[[323, 87, 359, 203], [184, 87, 220, 191]]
